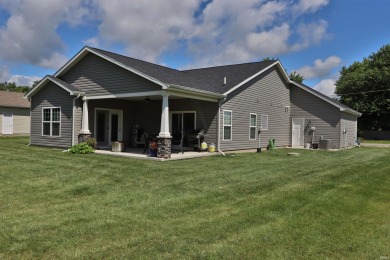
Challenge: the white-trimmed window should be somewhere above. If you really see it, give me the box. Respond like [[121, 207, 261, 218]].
[[249, 113, 257, 140], [223, 110, 232, 140], [261, 114, 268, 131], [42, 107, 61, 136]]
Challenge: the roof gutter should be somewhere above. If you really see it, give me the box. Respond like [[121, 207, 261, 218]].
[[167, 84, 225, 102], [341, 108, 362, 117]]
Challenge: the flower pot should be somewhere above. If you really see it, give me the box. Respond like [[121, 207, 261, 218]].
[[150, 149, 157, 157]]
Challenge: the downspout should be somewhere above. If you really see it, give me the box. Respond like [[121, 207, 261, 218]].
[[217, 97, 226, 156], [72, 93, 82, 146]]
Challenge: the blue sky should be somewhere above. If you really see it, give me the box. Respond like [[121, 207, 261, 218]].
[[0, 0, 389, 96]]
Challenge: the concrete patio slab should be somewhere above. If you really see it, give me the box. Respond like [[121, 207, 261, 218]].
[[95, 148, 219, 161]]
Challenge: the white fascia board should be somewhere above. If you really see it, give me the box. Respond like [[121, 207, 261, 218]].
[[25, 76, 77, 98], [168, 85, 225, 102], [85, 90, 165, 100], [55, 47, 168, 89], [223, 61, 281, 95], [341, 108, 362, 117], [87, 48, 168, 89], [54, 46, 89, 77]]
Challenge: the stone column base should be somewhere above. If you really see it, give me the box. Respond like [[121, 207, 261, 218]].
[[78, 133, 92, 143], [157, 136, 172, 159]]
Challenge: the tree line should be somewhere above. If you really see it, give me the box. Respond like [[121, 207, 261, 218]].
[[0, 80, 40, 93], [335, 44, 390, 131]]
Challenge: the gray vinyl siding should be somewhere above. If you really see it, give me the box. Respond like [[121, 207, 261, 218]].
[[73, 98, 83, 145], [30, 82, 74, 148], [60, 53, 162, 96], [170, 99, 218, 145], [220, 67, 291, 150], [290, 85, 341, 149], [0, 107, 30, 135], [340, 112, 358, 147]]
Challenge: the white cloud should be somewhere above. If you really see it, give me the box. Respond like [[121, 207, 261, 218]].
[[38, 52, 69, 70], [83, 37, 100, 48], [84, 0, 331, 66], [0, 66, 10, 82], [0, 0, 332, 71], [0, 0, 91, 69], [293, 0, 329, 15], [291, 20, 329, 51], [313, 78, 336, 97], [246, 24, 291, 56], [296, 56, 342, 79], [7, 74, 41, 86], [91, 0, 200, 62]]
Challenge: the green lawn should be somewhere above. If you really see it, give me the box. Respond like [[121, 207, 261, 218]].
[[1, 137, 389, 259], [363, 139, 390, 144]]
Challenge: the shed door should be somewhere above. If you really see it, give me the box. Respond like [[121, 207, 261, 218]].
[[292, 118, 304, 147], [2, 113, 13, 134]]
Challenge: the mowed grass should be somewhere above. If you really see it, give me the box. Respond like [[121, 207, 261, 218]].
[[363, 139, 390, 144], [0, 137, 389, 259]]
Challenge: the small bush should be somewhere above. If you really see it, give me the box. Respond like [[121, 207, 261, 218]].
[[68, 142, 95, 154], [85, 138, 97, 149]]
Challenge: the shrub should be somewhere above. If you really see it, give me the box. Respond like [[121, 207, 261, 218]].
[[85, 138, 97, 149], [68, 142, 94, 154]]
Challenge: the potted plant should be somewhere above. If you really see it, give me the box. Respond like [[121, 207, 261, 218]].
[[149, 139, 158, 157]]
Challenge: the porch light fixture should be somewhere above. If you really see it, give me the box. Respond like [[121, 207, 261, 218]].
[[145, 96, 151, 102]]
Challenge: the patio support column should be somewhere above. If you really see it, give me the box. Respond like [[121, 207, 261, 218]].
[[78, 97, 91, 143], [157, 93, 172, 159]]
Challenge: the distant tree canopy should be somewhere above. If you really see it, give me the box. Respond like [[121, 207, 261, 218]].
[[0, 82, 30, 93], [289, 71, 305, 84], [261, 57, 277, 61], [335, 44, 390, 130]]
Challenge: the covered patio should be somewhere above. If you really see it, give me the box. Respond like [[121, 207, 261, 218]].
[[78, 88, 223, 159]]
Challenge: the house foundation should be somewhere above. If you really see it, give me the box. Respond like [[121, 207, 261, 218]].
[[157, 136, 172, 159]]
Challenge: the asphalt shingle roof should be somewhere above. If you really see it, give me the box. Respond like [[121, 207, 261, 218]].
[[0, 90, 30, 108], [90, 47, 276, 94], [182, 61, 276, 94], [47, 75, 81, 92], [85, 47, 360, 115]]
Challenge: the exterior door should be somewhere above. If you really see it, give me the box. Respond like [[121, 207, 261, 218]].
[[95, 108, 123, 146], [170, 111, 196, 146], [292, 118, 304, 147], [2, 113, 13, 134]]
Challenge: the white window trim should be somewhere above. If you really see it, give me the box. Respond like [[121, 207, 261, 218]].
[[249, 113, 257, 140], [42, 107, 61, 137], [261, 114, 269, 131], [223, 110, 232, 141]]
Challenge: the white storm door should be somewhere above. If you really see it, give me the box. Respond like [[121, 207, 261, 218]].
[[292, 118, 304, 147], [2, 113, 13, 134]]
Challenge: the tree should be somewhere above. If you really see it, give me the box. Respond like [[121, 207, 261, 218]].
[[0, 82, 30, 93], [32, 80, 41, 88], [289, 71, 304, 84], [335, 44, 390, 130], [261, 57, 277, 61]]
